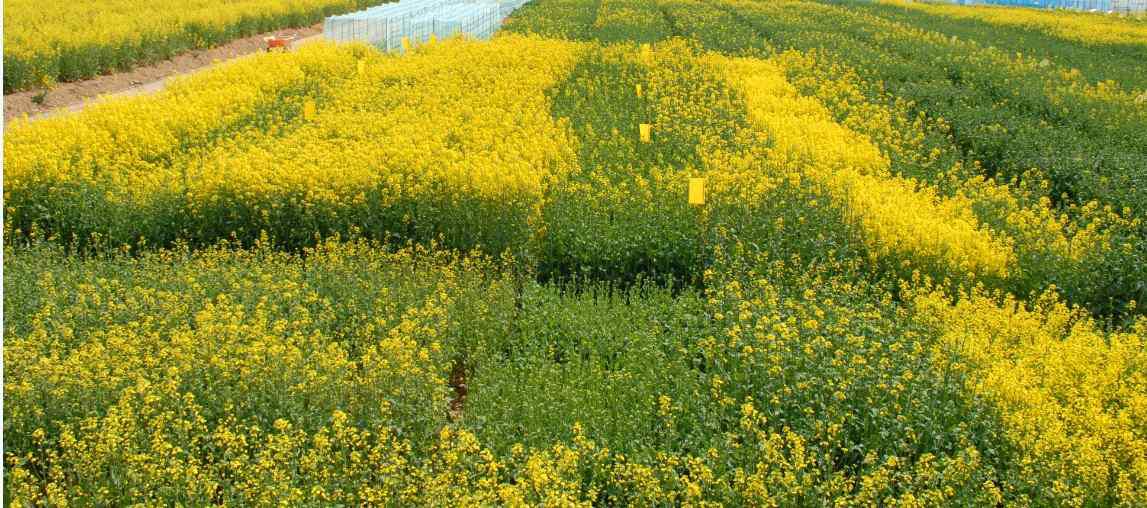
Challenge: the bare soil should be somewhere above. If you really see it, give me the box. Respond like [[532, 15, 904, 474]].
[[4, 23, 325, 123], [449, 362, 469, 421]]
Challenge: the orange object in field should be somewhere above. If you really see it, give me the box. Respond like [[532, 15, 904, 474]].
[[265, 33, 297, 51]]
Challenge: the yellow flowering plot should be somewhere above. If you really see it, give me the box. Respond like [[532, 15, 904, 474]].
[[5, 37, 583, 252], [196, 37, 580, 195], [774, 49, 1105, 265], [174, 37, 581, 248], [4, 43, 362, 195], [769, 48, 956, 187], [771, 49, 1139, 302], [711, 55, 1016, 281], [634, 41, 779, 207], [913, 290, 1147, 506], [2, 0, 384, 91], [880, 0, 1147, 49]]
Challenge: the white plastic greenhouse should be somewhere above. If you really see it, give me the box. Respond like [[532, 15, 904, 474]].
[[324, 0, 532, 52]]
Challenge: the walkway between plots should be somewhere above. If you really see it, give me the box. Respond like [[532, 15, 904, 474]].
[[4, 27, 324, 123]]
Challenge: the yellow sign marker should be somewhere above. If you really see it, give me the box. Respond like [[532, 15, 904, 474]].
[[303, 100, 316, 121], [639, 123, 652, 143], [430, 33, 438, 44], [688, 177, 706, 205], [636, 83, 643, 98], [401, 36, 411, 52]]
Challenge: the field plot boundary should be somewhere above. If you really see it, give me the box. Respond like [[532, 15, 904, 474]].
[[4, 26, 324, 123]]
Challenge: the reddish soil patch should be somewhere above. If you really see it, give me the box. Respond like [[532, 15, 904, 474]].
[[449, 362, 469, 421], [4, 23, 324, 122]]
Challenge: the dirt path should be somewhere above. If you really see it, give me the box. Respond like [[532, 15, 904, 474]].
[[4, 24, 326, 123]]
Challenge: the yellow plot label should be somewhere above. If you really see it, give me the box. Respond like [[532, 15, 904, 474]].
[[430, 33, 438, 44], [303, 100, 317, 121], [688, 177, 705, 205], [402, 36, 411, 52], [639, 123, 652, 143], [636, 83, 643, 98]]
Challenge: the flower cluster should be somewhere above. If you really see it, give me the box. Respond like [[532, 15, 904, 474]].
[[912, 287, 1147, 506]]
